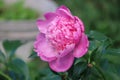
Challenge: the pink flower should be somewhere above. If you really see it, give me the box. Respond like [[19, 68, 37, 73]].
[[34, 5, 89, 72]]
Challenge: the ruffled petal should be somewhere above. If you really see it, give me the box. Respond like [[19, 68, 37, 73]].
[[49, 53, 74, 72], [56, 5, 73, 19], [75, 16, 85, 32], [59, 44, 75, 57], [37, 19, 48, 33], [44, 12, 59, 20], [34, 33, 58, 62], [39, 54, 56, 62], [57, 5, 71, 13], [73, 33, 89, 58], [37, 13, 59, 34]]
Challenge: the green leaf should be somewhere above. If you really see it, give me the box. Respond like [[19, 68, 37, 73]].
[[8, 70, 24, 80], [88, 31, 107, 41], [97, 38, 112, 55], [8, 58, 29, 80], [42, 74, 61, 80], [88, 33, 112, 64], [68, 62, 87, 80], [97, 48, 120, 80], [94, 65, 106, 80], [105, 72, 120, 80], [100, 59, 120, 80], [0, 50, 5, 63], [74, 57, 87, 65], [104, 54, 120, 65], [88, 31, 112, 52], [2, 40, 23, 59], [35, 68, 61, 80], [88, 40, 101, 63], [89, 40, 101, 52], [81, 66, 104, 80], [106, 48, 120, 55], [0, 71, 12, 80], [29, 49, 37, 58], [103, 49, 120, 65]]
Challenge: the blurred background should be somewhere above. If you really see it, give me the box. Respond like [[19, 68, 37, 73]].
[[0, 0, 120, 80]]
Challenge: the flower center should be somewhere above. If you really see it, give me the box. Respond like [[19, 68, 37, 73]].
[[46, 17, 81, 51]]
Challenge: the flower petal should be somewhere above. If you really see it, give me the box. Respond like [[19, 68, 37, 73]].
[[49, 53, 74, 72], [44, 12, 59, 20], [75, 16, 85, 32], [39, 54, 56, 62], [59, 44, 75, 57], [34, 33, 58, 62], [56, 5, 73, 19], [37, 19, 48, 33], [73, 33, 89, 58], [57, 5, 71, 13], [37, 13, 59, 34]]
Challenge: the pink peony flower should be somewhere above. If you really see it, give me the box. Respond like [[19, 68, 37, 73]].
[[34, 5, 89, 72]]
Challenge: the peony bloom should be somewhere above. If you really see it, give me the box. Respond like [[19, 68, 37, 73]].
[[34, 5, 89, 72]]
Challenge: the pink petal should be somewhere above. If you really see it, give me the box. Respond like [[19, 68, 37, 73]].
[[37, 19, 48, 33], [34, 33, 58, 62], [44, 12, 59, 20], [73, 33, 89, 58], [49, 53, 74, 72], [56, 6, 73, 19], [39, 54, 56, 62], [37, 13, 59, 33], [57, 5, 71, 13], [75, 16, 85, 32], [59, 44, 75, 57]]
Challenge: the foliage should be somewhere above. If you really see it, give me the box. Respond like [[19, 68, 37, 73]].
[[58, 31, 120, 80], [0, 40, 29, 80], [30, 31, 120, 80], [0, 31, 120, 80], [0, 0, 39, 20], [55, 0, 120, 48]]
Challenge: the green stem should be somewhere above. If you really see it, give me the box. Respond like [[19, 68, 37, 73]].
[[60, 72, 69, 80], [88, 51, 92, 64], [0, 71, 12, 80]]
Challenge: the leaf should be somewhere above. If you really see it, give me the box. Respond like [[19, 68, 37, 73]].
[[106, 48, 120, 55], [74, 57, 87, 65], [2, 40, 23, 59], [29, 49, 37, 58], [105, 72, 120, 80], [89, 40, 101, 63], [35, 68, 61, 80], [68, 62, 87, 80], [88, 33, 112, 64], [88, 31, 112, 53], [96, 48, 120, 80], [97, 38, 112, 55], [89, 40, 101, 52], [8, 70, 25, 80], [104, 54, 120, 65], [103, 49, 120, 65], [0, 50, 5, 63], [42, 74, 61, 80], [8, 58, 29, 80], [100, 61, 120, 80], [81, 66, 104, 80], [94, 65, 106, 80], [0, 71, 12, 80], [88, 31, 107, 41]]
